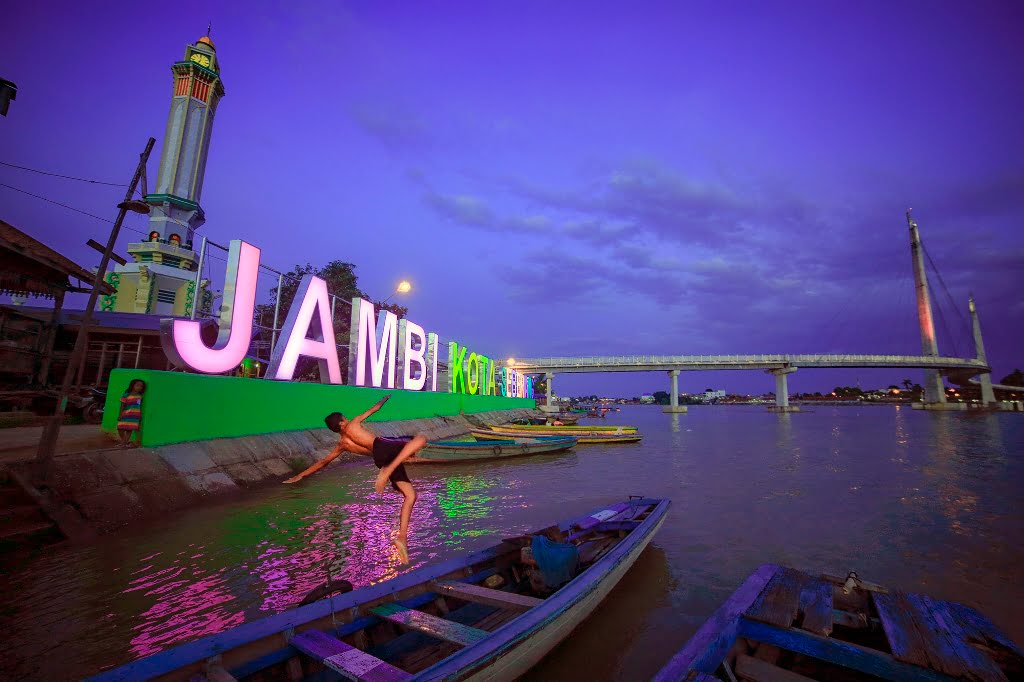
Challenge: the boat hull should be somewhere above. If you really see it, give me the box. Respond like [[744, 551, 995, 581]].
[[410, 436, 576, 463], [491, 424, 637, 434], [418, 501, 669, 681], [473, 429, 642, 444]]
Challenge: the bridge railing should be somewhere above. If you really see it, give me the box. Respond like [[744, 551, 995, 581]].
[[513, 354, 987, 369]]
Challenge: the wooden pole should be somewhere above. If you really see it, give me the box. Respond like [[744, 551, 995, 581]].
[[35, 137, 155, 480]]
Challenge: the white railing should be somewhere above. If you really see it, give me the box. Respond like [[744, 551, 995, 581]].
[[513, 354, 987, 370]]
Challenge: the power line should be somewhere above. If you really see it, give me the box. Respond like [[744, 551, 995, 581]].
[[0, 160, 128, 187], [0, 181, 147, 235]]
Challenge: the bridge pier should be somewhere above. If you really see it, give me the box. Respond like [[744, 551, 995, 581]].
[[766, 367, 800, 412], [540, 372, 559, 413], [663, 369, 687, 413]]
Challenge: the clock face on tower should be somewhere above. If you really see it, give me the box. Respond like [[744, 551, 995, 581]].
[[190, 53, 211, 68]]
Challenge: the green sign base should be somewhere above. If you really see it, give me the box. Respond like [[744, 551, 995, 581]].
[[103, 369, 536, 447]]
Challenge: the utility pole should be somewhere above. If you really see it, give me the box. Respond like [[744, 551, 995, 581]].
[[35, 137, 156, 481]]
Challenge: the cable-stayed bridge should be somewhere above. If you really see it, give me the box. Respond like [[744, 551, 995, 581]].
[[514, 211, 1013, 413]]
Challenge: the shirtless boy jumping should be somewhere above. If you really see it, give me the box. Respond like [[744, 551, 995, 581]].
[[284, 395, 427, 563]]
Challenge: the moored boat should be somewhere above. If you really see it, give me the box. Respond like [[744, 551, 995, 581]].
[[490, 423, 638, 434], [473, 428, 643, 444], [653, 563, 1023, 681], [409, 436, 577, 463], [89, 497, 670, 681]]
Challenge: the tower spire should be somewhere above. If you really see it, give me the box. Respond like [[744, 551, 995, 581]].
[[906, 209, 946, 404]]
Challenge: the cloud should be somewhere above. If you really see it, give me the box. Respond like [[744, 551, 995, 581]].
[[350, 100, 433, 150]]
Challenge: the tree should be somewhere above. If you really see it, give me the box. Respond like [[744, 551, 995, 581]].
[[253, 260, 408, 382], [1000, 369, 1023, 387], [652, 390, 670, 405], [902, 378, 913, 390]]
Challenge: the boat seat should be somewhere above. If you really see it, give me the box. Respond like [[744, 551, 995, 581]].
[[290, 629, 410, 681], [432, 580, 544, 610], [370, 603, 489, 646]]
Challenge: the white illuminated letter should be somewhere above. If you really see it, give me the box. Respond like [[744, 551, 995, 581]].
[[426, 333, 439, 391], [348, 298, 397, 387], [397, 319, 427, 391], [161, 240, 259, 374], [266, 275, 341, 384]]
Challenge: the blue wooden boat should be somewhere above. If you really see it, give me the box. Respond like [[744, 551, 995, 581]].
[[409, 435, 577, 463], [653, 563, 1023, 682], [89, 497, 669, 681]]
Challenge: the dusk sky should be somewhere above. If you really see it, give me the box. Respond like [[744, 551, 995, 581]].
[[4, 1, 1022, 397]]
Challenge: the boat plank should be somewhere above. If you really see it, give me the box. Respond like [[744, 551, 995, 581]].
[[873, 591, 934, 669], [431, 580, 543, 611], [290, 630, 410, 681], [651, 564, 780, 680], [913, 594, 1007, 681], [370, 603, 488, 647], [745, 566, 806, 629], [946, 602, 1024, 659], [797, 578, 833, 636], [684, 674, 721, 682], [737, 618, 953, 682], [574, 502, 631, 530], [735, 653, 817, 682]]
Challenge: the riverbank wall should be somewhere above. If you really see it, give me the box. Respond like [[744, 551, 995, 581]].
[[5, 369, 536, 537], [6, 408, 536, 536]]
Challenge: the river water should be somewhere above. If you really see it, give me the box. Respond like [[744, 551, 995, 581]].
[[2, 405, 1022, 680]]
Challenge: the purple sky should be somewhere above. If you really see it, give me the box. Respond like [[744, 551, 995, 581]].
[[4, 2, 1022, 396]]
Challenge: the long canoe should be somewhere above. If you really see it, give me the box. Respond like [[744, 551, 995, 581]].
[[653, 563, 1024, 682], [89, 497, 670, 682], [489, 424, 638, 434], [409, 436, 577, 463], [473, 428, 643, 444]]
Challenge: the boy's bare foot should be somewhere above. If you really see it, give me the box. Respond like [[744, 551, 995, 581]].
[[374, 470, 390, 493], [394, 538, 409, 564]]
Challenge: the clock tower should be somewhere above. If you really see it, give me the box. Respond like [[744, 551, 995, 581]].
[[103, 34, 224, 316]]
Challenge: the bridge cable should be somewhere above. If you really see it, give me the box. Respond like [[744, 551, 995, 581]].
[[922, 242, 972, 355]]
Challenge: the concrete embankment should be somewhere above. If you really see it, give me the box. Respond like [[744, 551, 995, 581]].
[[4, 408, 535, 536]]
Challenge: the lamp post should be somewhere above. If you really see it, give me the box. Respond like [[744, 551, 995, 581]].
[[35, 137, 155, 481]]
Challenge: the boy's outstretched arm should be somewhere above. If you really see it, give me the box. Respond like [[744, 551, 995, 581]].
[[352, 394, 391, 424], [284, 443, 345, 483]]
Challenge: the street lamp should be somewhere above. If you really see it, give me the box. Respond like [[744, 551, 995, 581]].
[[382, 280, 412, 304]]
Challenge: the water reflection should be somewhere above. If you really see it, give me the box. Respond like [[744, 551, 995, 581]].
[[2, 407, 1022, 680]]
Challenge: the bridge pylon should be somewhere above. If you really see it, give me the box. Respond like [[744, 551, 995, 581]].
[[907, 210, 948, 406], [970, 296, 997, 406]]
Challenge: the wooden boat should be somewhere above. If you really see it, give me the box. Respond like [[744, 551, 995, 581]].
[[473, 428, 643, 444], [89, 497, 670, 682], [653, 563, 1023, 682], [408, 436, 577, 463], [489, 423, 638, 434]]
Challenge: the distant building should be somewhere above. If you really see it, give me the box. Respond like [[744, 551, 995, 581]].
[[640, 393, 655, 404], [703, 389, 726, 402]]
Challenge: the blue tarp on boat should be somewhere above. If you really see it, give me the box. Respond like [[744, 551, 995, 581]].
[[531, 535, 579, 588]]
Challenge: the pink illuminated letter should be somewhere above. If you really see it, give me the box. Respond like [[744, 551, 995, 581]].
[[266, 275, 341, 384], [161, 240, 260, 374], [348, 298, 397, 388]]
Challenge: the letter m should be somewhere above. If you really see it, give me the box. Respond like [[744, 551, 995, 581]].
[[348, 298, 397, 387]]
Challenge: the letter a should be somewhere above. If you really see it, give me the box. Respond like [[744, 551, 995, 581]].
[[162, 240, 259, 374], [266, 274, 341, 383]]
